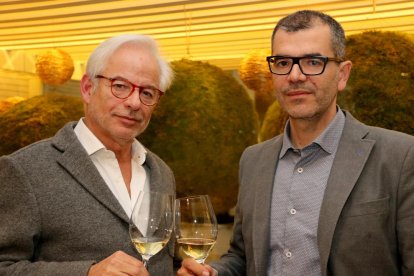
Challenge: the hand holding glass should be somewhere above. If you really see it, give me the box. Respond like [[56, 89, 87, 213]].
[[175, 195, 218, 264], [129, 191, 174, 268]]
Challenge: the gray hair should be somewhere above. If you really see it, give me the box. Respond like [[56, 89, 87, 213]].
[[271, 10, 346, 59], [86, 34, 173, 91]]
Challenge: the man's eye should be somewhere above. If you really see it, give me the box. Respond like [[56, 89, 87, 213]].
[[275, 59, 291, 67], [112, 81, 130, 91], [306, 58, 324, 67], [141, 88, 156, 99]]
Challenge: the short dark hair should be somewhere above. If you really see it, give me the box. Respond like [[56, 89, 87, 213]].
[[271, 10, 346, 59]]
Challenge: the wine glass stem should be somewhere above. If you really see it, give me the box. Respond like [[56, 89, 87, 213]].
[[143, 260, 148, 269]]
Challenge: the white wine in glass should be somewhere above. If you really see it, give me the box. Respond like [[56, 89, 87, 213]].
[[175, 195, 218, 264], [129, 191, 174, 268]]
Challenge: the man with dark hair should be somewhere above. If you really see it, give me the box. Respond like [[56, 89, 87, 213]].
[[178, 10, 414, 276]]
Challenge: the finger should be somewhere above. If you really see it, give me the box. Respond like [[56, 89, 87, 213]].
[[180, 258, 211, 276], [111, 251, 148, 275], [177, 267, 194, 276], [89, 251, 148, 276], [202, 265, 216, 276]]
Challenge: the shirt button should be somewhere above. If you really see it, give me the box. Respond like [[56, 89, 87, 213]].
[[297, 167, 303, 173], [285, 250, 292, 258], [290, 208, 296, 215]]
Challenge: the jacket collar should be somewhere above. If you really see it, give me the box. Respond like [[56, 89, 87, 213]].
[[53, 122, 130, 223]]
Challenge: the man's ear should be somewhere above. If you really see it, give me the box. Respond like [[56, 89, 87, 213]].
[[80, 74, 93, 103], [337, 60, 352, 92]]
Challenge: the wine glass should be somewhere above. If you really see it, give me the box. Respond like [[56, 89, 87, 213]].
[[129, 191, 174, 268], [175, 195, 218, 264]]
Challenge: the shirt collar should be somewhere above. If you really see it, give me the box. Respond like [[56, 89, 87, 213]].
[[131, 137, 147, 165], [280, 107, 345, 158], [74, 118, 147, 165]]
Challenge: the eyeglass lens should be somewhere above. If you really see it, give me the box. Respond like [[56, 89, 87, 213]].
[[111, 79, 160, 105]]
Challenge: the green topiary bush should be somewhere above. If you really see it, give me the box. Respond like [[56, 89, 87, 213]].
[[338, 31, 414, 135], [239, 49, 276, 124], [0, 97, 25, 114], [259, 100, 288, 142], [0, 93, 83, 156], [139, 59, 259, 215]]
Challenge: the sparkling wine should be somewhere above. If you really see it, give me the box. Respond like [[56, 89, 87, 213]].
[[132, 237, 168, 259], [178, 238, 216, 262]]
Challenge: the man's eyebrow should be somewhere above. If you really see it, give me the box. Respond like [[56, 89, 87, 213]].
[[112, 76, 159, 89], [303, 53, 323, 57], [271, 52, 323, 57]]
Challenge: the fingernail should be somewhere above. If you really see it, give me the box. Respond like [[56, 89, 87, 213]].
[[202, 271, 210, 276]]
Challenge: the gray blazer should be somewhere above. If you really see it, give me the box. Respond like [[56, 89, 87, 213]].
[[213, 111, 414, 276], [0, 122, 176, 275]]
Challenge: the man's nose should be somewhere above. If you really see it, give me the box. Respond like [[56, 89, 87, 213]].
[[126, 88, 143, 108], [287, 64, 306, 82]]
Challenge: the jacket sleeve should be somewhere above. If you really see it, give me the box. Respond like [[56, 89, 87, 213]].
[[209, 148, 254, 276], [397, 142, 414, 275], [0, 156, 94, 275], [210, 204, 247, 276]]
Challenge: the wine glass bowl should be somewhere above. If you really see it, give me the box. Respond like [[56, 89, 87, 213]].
[[175, 195, 218, 264], [129, 191, 174, 268]]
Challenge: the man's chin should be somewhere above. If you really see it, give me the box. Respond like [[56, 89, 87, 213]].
[[113, 123, 147, 141], [286, 108, 318, 121], [114, 129, 140, 143]]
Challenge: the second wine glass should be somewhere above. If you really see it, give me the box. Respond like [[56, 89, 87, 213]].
[[175, 195, 218, 264], [129, 191, 174, 268]]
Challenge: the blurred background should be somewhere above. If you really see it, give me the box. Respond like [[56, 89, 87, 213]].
[[1, 0, 414, 260]]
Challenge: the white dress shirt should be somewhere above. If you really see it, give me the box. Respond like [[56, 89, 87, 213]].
[[74, 118, 149, 219]]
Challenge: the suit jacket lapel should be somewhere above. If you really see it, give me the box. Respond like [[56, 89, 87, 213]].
[[144, 152, 174, 236], [53, 123, 130, 224], [253, 137, 283, 275], [145, 153, 164, 193], [318, 112, 375, 275]]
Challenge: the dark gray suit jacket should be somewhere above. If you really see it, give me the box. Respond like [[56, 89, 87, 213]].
[[0, 122, 176, 275], [212, 111, 414, 276]]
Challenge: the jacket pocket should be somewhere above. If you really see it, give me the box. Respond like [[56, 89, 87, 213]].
[[344, 197, 390, 217]]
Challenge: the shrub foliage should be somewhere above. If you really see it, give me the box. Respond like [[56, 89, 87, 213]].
[[259, 100, 288, 142], [0, 93, 83, 156], [239, 49, 275, 123], [140, 59, 259, 215], [339, 31, 414, 135]]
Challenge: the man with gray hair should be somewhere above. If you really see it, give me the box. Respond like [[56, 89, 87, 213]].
[[179, 9, 414, 276], [0, 34, 175, 275]]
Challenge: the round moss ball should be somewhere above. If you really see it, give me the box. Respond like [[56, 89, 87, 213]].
[[139, 59, 259, 215], [0, 93, 83, 156], [259, 100, 288, 142], [339, 31, 414, 135]]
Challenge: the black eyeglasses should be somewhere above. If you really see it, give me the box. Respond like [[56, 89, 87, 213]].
[[95, 75, 164, 106], [266, 55, 343, 76]]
